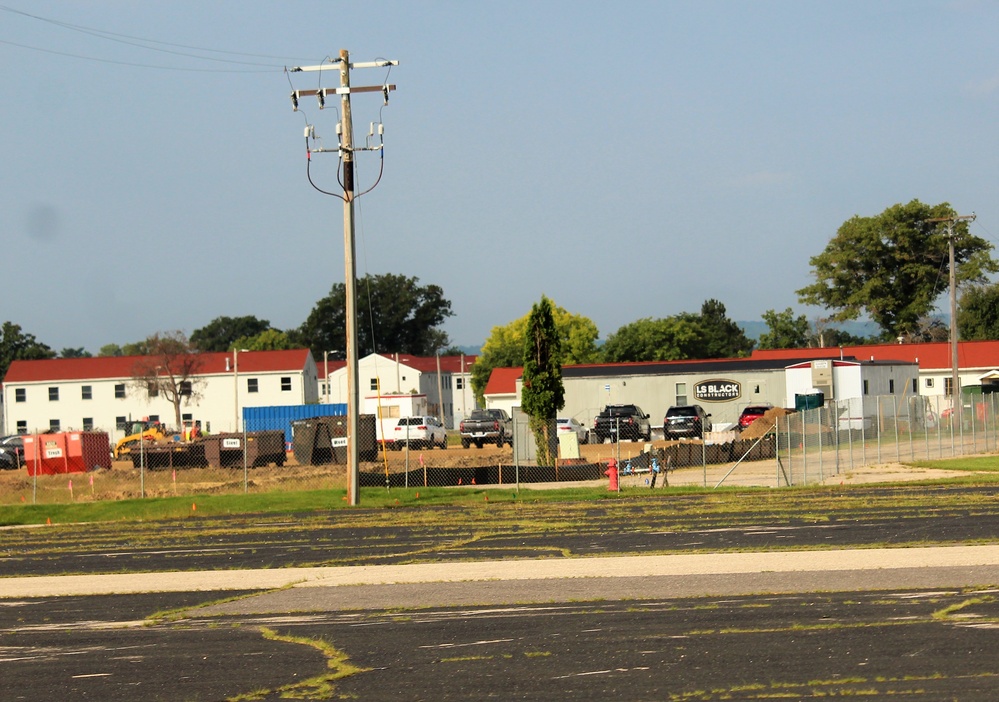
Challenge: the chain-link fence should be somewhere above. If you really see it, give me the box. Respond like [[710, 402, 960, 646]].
[[2, 395, 996, 504]]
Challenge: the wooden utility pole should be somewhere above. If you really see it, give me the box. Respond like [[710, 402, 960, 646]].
[[928, 213, 976, 410], [288, 51, 398, 506], [338, 49, 361, 506]]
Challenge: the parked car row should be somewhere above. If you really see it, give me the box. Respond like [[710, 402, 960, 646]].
[[579, 402, 776, 443]]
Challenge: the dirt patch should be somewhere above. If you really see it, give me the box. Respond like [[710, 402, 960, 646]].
[[820, 462, 975, 485], [740, 407, 796, 440]]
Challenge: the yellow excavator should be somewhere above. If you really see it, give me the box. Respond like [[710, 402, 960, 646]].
[[113, 420, 168, 460]]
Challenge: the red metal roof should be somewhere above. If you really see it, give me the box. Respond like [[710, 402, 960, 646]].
[[4, 349, 314, 383], [751, 340, 999, 371], [361, 353, 477, 375], [485, 366, 522, 396]]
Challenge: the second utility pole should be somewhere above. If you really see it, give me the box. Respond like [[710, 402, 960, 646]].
[[929, 212, 976, 411]]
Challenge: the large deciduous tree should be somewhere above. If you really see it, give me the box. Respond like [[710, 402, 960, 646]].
[[520, 296, 565, 467], [797, 200, 998, 340], [600, 300, 753, 363], [958, 283, 999, 340], [0, 322, 55, 380], [470, 304, 599, 405], [297, 273, 453, 362], [191, 316, 273, 353], [600, 317, 704, 362], [129, 331, 206, 430], [758, 308, 811, 350]]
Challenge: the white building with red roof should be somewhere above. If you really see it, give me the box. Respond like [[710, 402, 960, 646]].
[[751, 340, 999, 399], [321, 352, 477, 429], [2, 349, 319, 438]]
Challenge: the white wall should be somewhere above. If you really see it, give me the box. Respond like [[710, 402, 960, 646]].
[[4, 368, 315, 441]]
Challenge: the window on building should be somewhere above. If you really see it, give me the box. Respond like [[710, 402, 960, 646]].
[[116, 416, 127, 431], [281, 376, 292, 392], [320, 381, 328, 397], [15, 388, 25, 403], [82, 418, 94, 431], [456, 377, 464, 390], [888, 379, 895, 394], [926, 378, 934, 388], [48, 387, 59, 402], [16, 420, 27, 433], [182, 413, 192, 422], [115, 383, 126, 399], [370, 378, 378, 391], [49, 419, 60, 432], [863, 379, 869, 395], [675, 383, 687, 406], [147, 382, 159, 398], [180, 380, 192, 396], [147, 415, 159, 423], [944, 377, 954, 396], [82, 385, 92, 400], [378, 405, 400, 419], [247, 378, 258, 393], [912, 379, 918, 394]]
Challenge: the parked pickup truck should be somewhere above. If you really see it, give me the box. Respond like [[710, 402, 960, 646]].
[[460, 409, 512, 448], [591, 404, 652, 443]]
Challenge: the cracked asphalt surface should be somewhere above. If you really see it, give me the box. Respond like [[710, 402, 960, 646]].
[[3, 483, 999, 700]]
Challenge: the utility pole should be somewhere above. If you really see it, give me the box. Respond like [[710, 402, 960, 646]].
[[288, 51, 398, 506], [928, 213, 976, 411]]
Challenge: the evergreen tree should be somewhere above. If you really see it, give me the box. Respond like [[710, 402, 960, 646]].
[[520, 296, 565, 467]]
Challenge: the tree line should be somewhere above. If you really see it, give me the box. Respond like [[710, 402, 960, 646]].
[[3, 199, 999, 404]]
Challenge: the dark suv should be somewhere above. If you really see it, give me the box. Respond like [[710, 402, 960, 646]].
[[592, 404, 652, 443], [663, 405, 712, 440]]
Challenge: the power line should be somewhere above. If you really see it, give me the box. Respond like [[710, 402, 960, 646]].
[[0, 37, 283, 72], [0, 4, 316, 71]]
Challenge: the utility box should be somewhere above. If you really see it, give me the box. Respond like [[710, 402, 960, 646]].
[[795, 392, 825, 411], [202, 431, 286, 468], [23, 432, 112, 475]]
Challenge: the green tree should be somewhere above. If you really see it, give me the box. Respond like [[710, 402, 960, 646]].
[[958, 283, 999, 340], [121, 341, 150, 356], [59, 347, 92, 358], [520, 296, 565, 467], [797, 200, 998, 339], [129, 331, 206, 429], [98, 344, 123, 357], [692, 299, 755, 358], [232, 328, 296, 351], [191, 316, 273, 353], [601, 301, 752, 363], [0, 322, 55, 380], [298, 273, 453, 361], [600, 316, 704, 362], [758, 308, 810, 350], [470, 305, 599, 404]]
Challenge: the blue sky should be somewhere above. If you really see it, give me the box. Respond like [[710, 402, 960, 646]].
[[2, 1, 997, 354]]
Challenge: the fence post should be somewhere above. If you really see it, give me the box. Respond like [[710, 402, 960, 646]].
[[891, 395, 902, 463]]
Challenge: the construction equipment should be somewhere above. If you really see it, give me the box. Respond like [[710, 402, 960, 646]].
[[113, 420, 168, 460]]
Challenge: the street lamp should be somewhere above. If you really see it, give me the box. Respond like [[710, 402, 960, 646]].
[[233, 348, 249, 432], [323, 350, 333, 404]]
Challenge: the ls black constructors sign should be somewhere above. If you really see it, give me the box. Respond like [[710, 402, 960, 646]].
[[694, 379, 741, 402]]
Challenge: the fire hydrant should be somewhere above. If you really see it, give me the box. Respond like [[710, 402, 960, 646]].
[[605, 458, 619, 491]]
